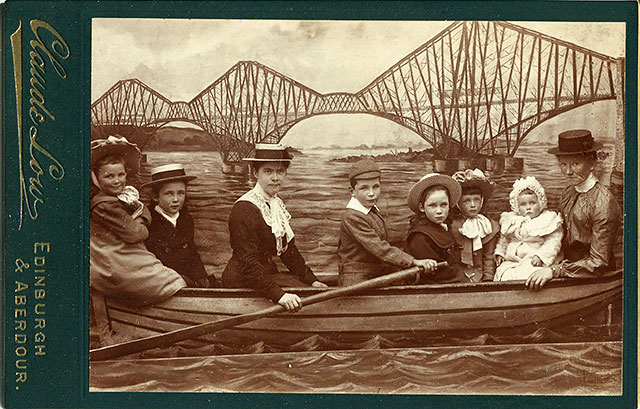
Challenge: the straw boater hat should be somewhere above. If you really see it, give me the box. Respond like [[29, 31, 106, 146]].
[[141, 164, 197, 188], [90, 135, 141, 175], [407, 173, 462, 214], [547, 129, 603, 156], [451, 168, 495, 199], [349, 158, 381, 181], [243, 143, 294, 162]]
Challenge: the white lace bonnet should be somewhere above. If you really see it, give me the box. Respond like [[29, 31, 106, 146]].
[[509, 176, 548, 214]]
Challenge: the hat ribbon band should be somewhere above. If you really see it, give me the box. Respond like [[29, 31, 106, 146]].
[[558, 137, 594, 152], [253, 150, 291, 160], [151, 169, 188, 181]]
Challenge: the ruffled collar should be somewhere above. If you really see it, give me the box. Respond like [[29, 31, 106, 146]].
[[499, 209, 562, 237], [237, 183, 294, 256], [458, 214, 493, 251]]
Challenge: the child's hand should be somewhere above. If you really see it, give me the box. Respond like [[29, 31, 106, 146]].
[[130, 202, 144, 220], [414, 259, 438, 274], [531, 255, 543, 266], [495, 255, 504, 266], [311, 280, 328, 288]]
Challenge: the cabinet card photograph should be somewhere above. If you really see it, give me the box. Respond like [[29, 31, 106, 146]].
[[87, 17, 627, 395]]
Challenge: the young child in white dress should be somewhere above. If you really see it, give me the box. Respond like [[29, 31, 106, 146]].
[[494, 176, 563, 281]]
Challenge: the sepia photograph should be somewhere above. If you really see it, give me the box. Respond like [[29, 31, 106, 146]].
[[88, 18, 625, 394]]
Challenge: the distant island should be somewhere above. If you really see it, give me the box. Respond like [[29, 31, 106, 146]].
[[145, 126, 217, 151], [329, 147, 437, 163]]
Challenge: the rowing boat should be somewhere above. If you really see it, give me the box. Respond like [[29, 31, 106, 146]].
[[96, 271, 622, 350]]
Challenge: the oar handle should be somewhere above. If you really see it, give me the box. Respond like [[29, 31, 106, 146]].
[[301, 261, 447, 307]]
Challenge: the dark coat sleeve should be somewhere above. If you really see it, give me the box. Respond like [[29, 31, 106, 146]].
[[279, 239, 319, 286], [481, 233, 499, 281], [180, 213, 209, 284], [406, 232, 443, 262], [406, 231, 465, 284], [228, 202, 285, 302]]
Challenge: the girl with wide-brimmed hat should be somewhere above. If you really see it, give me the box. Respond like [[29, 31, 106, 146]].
[[525, 129, 621, 290], [222, 144, 327, 312], [90, 136, 186, 306], [405, 173, 468, 284]]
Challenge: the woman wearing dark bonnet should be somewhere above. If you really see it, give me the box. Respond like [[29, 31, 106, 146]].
[[222, 144, 328, 312], [525, 129, 621, 290]]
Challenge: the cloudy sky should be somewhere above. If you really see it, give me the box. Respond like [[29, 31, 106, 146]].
[[92, 19, 625, 147]]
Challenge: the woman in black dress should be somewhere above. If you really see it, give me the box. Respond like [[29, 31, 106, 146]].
[[222, 144, 327, 311]]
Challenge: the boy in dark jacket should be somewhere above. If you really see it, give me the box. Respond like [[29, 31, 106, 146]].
[[143, 164, 219, 288]]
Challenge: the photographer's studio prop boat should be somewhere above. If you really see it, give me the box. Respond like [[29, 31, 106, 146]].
[[90, 269, 622, 360]]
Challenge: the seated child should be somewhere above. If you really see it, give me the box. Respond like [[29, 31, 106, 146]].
[[450, 169, 500, 282], [406, 173, 468, 284], [90, 136, 186, 305], [142, 164, 219, 288], [337, 159, 437, 286], [494, 176, 563, 281]]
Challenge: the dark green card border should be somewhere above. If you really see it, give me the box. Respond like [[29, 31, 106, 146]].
[[3, 1, 638, 408]]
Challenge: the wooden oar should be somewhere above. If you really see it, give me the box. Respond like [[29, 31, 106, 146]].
[[90, 262, 446, 361]]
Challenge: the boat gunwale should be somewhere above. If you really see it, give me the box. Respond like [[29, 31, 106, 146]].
[[173, 271, 623, 298], [108, 286, 621, 319]]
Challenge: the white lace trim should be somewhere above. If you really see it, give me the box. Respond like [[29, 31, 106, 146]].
[[499, 209, 562, 237], [508, 176, 548, 214], [237, 184, 295, 256]]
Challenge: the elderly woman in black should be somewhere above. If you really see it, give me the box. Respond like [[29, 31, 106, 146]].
[[222, 144, 327, 311], [526, 130, 621, 290]]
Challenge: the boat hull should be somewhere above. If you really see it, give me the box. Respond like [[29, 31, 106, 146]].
[[103, 274, 622, 348]]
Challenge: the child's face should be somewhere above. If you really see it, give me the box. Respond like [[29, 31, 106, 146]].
[[458, 192, 483, 218], [419, 188, 449, 224], [255, 163, 287, 197], [350, 177, 381, 208], [96, 163, 126, 196], [155, 181, 187, 216], [517, 192, 541, 218]]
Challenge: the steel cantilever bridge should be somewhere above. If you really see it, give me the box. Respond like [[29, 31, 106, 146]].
[[91, 21, 619, 163]]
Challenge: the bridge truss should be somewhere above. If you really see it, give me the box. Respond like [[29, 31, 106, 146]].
[[91, 21, 619, 162]]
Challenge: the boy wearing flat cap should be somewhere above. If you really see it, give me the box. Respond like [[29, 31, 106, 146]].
[[337, 158, 437, 286], [143, 164, 218, 288]]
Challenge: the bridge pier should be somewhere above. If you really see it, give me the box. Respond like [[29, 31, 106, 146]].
[[433, 157, 523, 174], [222, 162, 248, 175]]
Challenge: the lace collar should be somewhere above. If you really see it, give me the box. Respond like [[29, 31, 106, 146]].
[[237, 183, 295, 256]]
